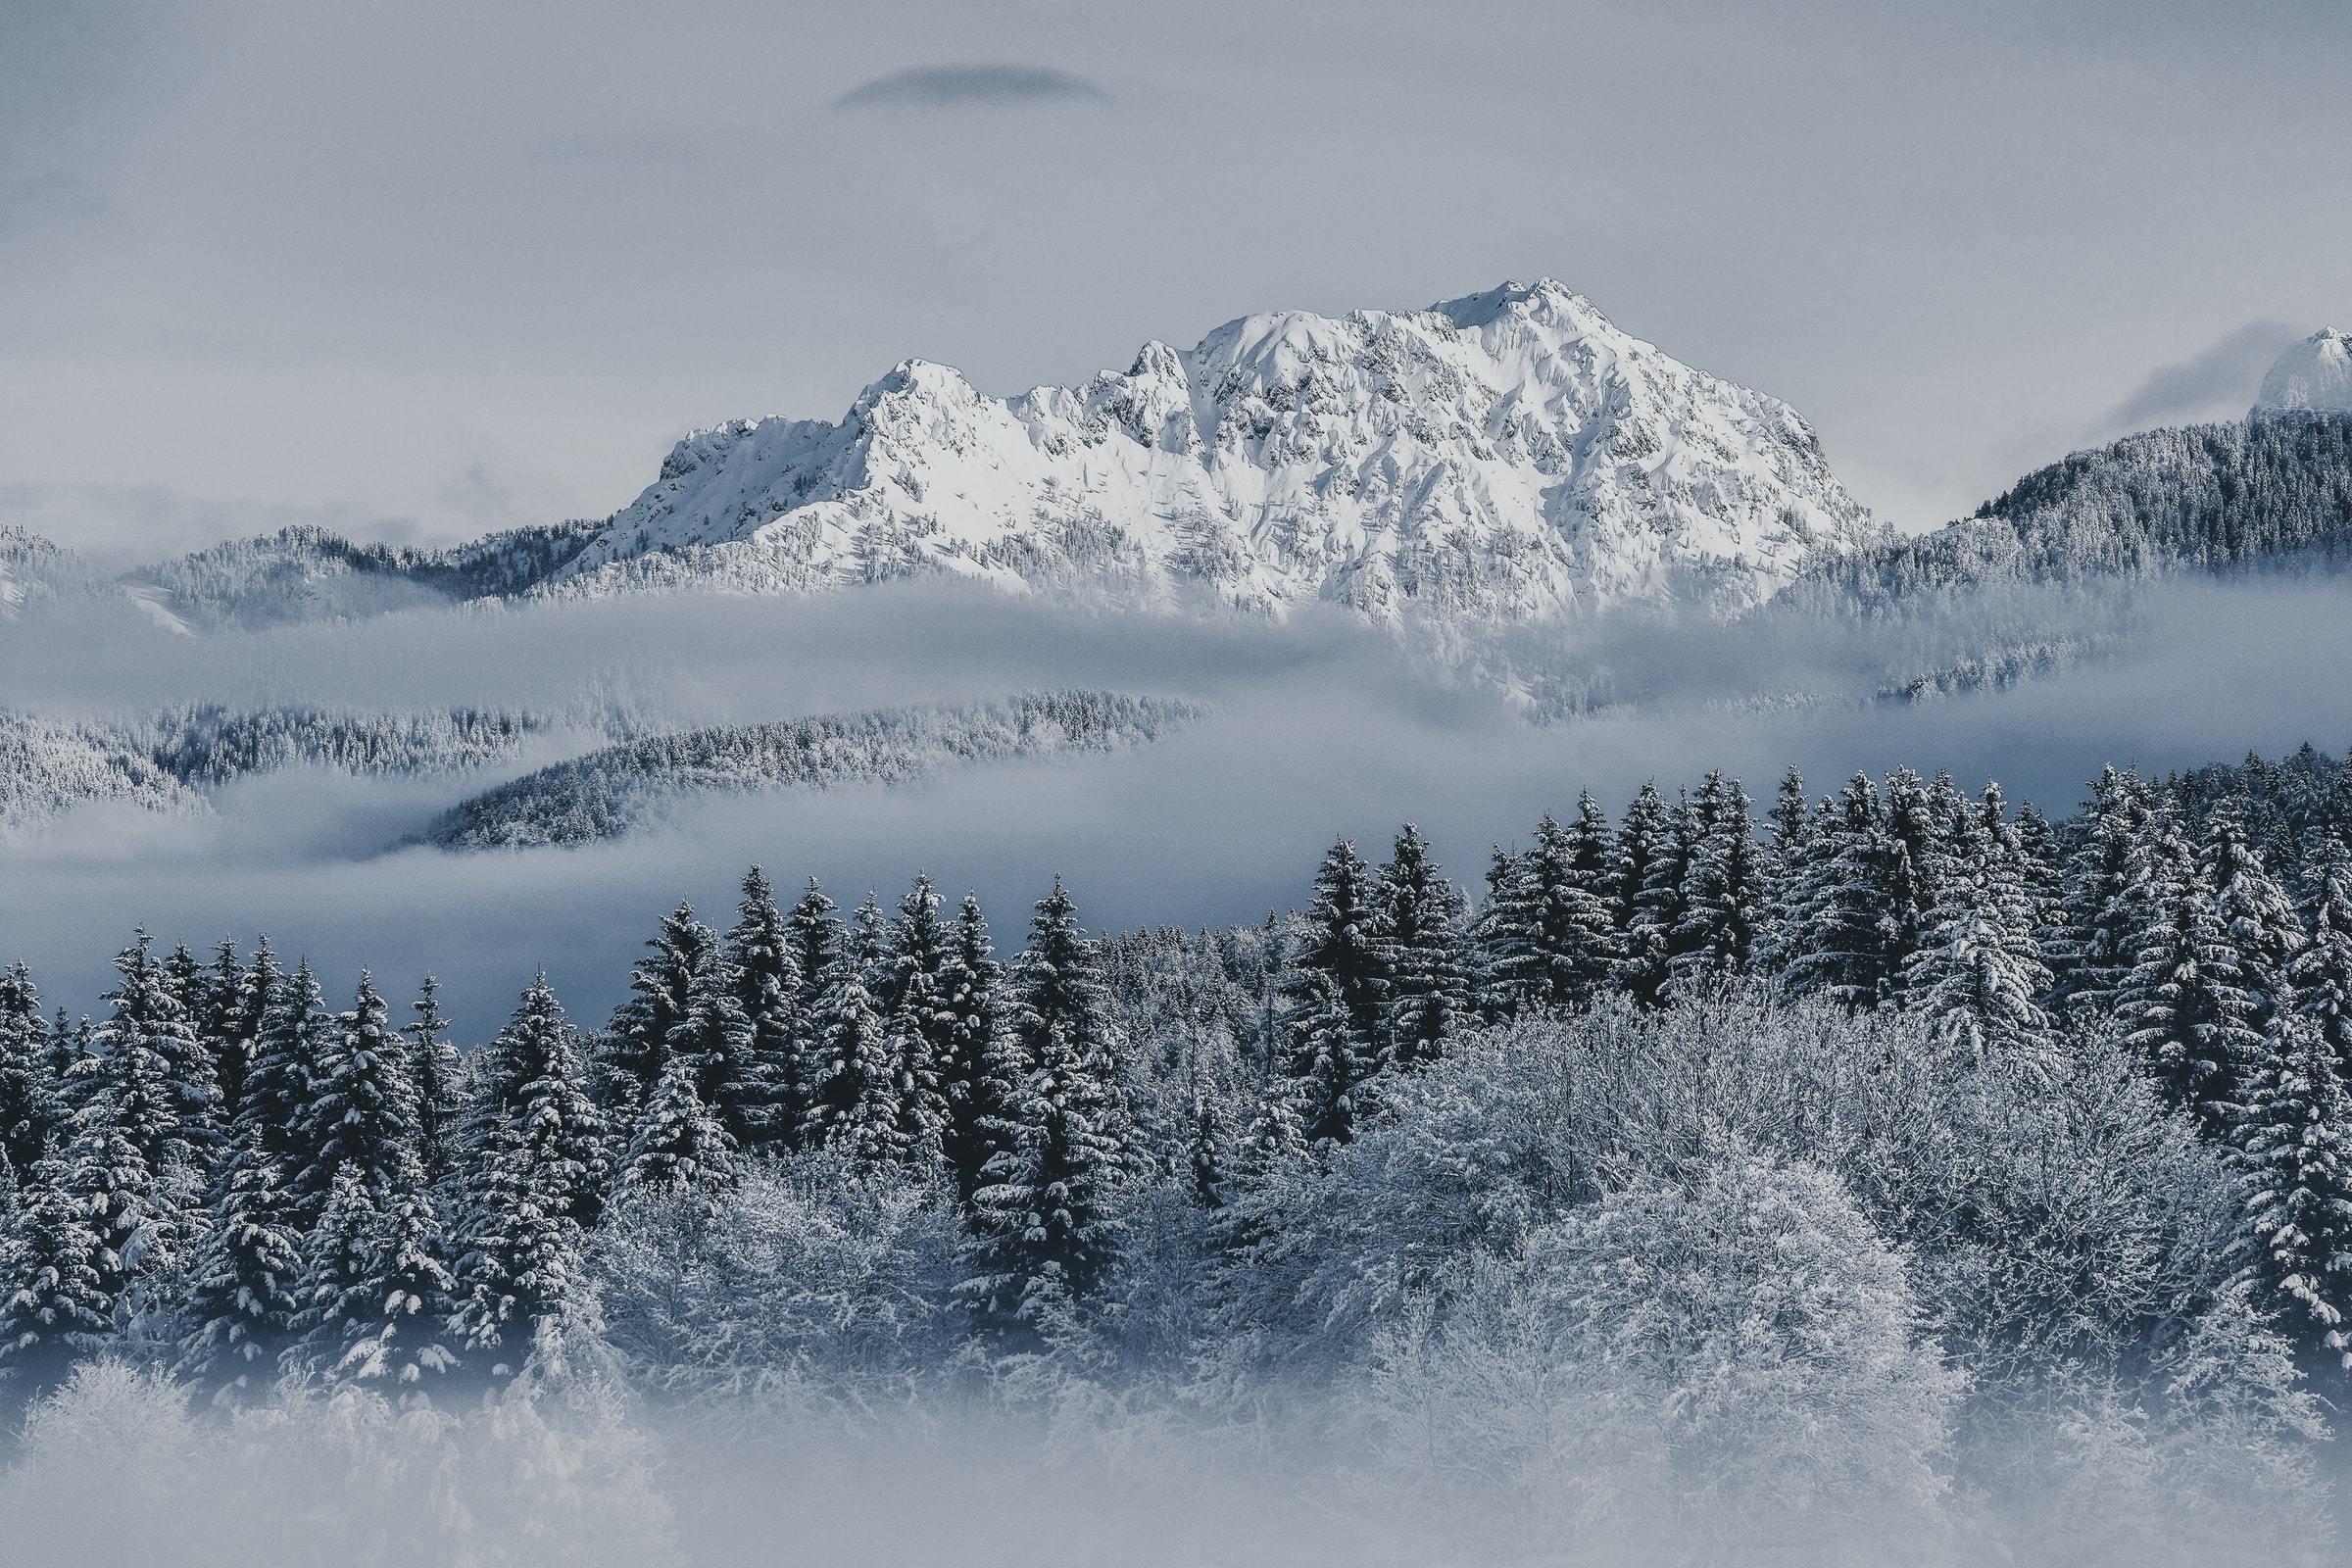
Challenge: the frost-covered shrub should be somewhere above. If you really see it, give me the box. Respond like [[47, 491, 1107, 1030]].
[[585, 1154, 962, 1413], [1360, 1153, 1961, 1564]]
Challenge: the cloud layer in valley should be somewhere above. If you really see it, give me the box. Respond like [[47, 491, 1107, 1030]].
[[5, 569, 2350, 1035]]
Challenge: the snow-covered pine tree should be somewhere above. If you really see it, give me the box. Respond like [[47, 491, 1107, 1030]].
[[172, 1149, 302, 1398], [2048, 764, 2152, 1013], [295, 971, 419, 1208], [283, 1161, 381, 1378], [1879, 766, 1946, 996], [462, 975, 608, 1229], [1279, 840, 1388, 1146], [1756, 766, 1812, 974], [1376, 824, 1470, 1071], [404, 974, 466, 1187], [2291, 847, 2352, 1076], [157, 941, 224, 1156], [959, 878, 1130, 1344], [618, 1048, 739, 1207], [1782, 774, 1899, 1005], [787, 876, 843, 1017], [2011, 801, 2068, 942], [331, 1154, 460, 1391], [449, 976, 604, 1365], [1471, 843, 1540, 1023], [246, 959, 337, 1201], [602, 901, 717, 1115], [0, 961, 61, 1179], [1668, 772, 1768, 995], [196, 937, 248, 1122], [804, 895, 902, 1162], [2119, 810, 2260, 1132], [939, 892, 1004, 1208], [1615, 783, 1683, 1005], [1902, 790, 2054, 1061], [91, 929, 210, 1180], [0, 1148, 114, 1385], [1212, 1079, 1309, 1262], [884, 873, 955, 1170], [52, 1081, 176, 1317], [2200, 801, 2307, 1036], [668, 953, 766, 1152], [2233, 1012, 2352, 1372], [724, 865, 807, 1152]]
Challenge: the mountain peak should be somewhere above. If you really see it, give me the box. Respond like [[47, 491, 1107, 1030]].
[[2253, 327, 2352, 416], [546, 281, 1878, 621]]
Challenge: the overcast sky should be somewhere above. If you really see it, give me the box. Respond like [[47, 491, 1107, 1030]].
[[4, 0, 2348, 566]]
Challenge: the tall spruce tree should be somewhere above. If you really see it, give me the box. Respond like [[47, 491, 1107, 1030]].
[[885, 874, 955, 1170], [450, 976, 604, 1365], [172, 1149, 303, 1398], [2050, 765, 2153, 1013], [2119, 812, 2259, 1131], [404, 975, 465, 1187], [1376, 825, 1470, 1071], [1783, 774, 1899, 1005], [92, 929, 208, 1180], [248, 960, 337, 1205], [1472, 844, 1540, 1022], [619, 1050, 740, 1207], [1280, 840, 1388, 1146], [1668, 772, 1768, 995], [197, 938, 249, 1123], [2234, 1013, 2352, 1373], [0, 961, 60, 1179], [669, 956, 765, 1152], [2291, 849, 2352, 1076], [1903, 791, 2054, 1061], [0, 1148, 115, 1384], [805, 895, 901, 1161], [939, 892, 1004, 1207], [332, 1160, 460, 1390], [296, 971, 419, 1205], [724, 866, 808, 1152], [1616, 784, 1684, 1006], [960, 878, 1128, 1343], [603, 901, 716, 1114], [2200, 803, 2307, 1036]]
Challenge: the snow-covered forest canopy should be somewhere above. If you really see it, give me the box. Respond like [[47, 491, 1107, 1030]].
[[2, 744, 2350, 1563]]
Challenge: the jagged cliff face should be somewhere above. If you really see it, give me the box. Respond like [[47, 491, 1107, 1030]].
[[547, 281, 1881, 621], [2254, 328, 2352, 417]]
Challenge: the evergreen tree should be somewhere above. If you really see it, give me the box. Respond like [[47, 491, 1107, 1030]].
[[939, 892, 1004, 1208], [1471, 844, 1540, 1022], [1280, 840, 1388, 1145], [197, 937, 249, 1123], [1669, 772, 1768, 994], [669, 956, 765, 1152], [297, 971, 419, 1205], [619, 1049, 739, 1206], [172, 1151, 303, 1398], [91, 929, 208, 1178], [0, 1151, 114, 1382], [404, 975, 465, 1187], [1616, 783, 1684, 1005], [1757, 766, 1813, 974], [786, 877, 844, 1016], [1880, 766, 1947, 989], [450, 977, 604, 1364], [2291, 849, 2352, 1076], [463, 975, 608, 1229], [960, 879, 1129, 1343], [1783, 774, 1900, 1005], [332, 1165, 460, 1390], [2234, 1013, 2352, 1372], [724, 866, 807, 1152], [0, 961, 61, 1178], [804, 897, 901, 1161], [2049, 765, 2152, 1012], [885, 874, 955, 1169], [2200, 802, 2307, 1035], [1375, 824, 1470, 1071], [248, 960, 337, 1203], [603, 901, 716, 1113], [2120, 812, 2259, 1131], [284, 1162, 382, 1377], [1903, 792, 2054, 1060]]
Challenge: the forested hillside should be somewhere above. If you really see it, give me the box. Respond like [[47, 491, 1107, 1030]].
[[424, 690, 1202, 848], [2, 744, 2348, 1560], [1791, 413, 2352, 612]]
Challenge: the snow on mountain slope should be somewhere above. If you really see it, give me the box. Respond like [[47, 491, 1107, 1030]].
[[546, 281, 1881, 621], [0, 527, 85, 619], [2254, 328, 2352, 417]]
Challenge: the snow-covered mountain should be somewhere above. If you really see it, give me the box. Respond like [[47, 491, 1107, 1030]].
[[542, 281, 1881, 621], [2253, 327, 2352, 417]]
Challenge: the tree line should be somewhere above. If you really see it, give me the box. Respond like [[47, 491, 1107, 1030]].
[[2, 742, 2349, 1400]]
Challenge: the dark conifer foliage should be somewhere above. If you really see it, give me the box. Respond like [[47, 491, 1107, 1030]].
[[1280, 841, 1388, 1146]]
